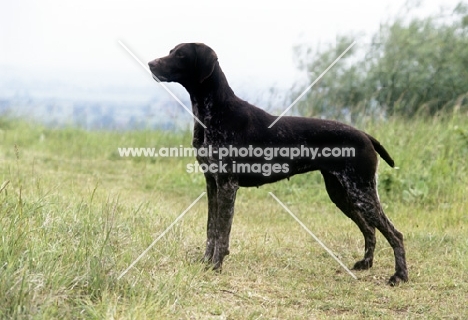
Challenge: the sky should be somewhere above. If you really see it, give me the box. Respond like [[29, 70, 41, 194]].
[[0, 0, 464, 92]]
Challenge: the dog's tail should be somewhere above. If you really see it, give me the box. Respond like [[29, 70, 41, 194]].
[[365, 133, 395, 168]]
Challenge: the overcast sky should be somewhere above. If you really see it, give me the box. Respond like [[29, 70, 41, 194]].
[[0, 0, 463, 90]]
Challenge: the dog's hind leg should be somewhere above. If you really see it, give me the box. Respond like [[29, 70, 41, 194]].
[[203, 174, 218, 263], [211, 175, 238, 270], [370, 205, 408, 285], [347, 176, 407, 285], [322, 171, 376, 270], [324, 170, 408, 285]]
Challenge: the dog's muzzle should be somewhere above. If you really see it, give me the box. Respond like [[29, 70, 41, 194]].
[[148, 60, 164, 82], [151, 73, 161, 82]]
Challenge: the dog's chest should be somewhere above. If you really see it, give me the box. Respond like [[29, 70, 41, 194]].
[[192, 97, 240, 166]]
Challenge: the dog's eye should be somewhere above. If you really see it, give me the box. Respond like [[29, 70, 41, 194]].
[[175, 51, 185, 58]]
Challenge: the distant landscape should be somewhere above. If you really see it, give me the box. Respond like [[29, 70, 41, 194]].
[[0, 68, 194, 130], [0, 67, 289, 131]]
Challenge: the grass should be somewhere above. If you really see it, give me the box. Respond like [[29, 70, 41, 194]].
[[0, 114, 467, 319]]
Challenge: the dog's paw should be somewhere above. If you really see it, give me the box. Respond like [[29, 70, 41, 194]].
[[388, 273, 408, 286], [200, 258, 223, 272], [352, 259, 373, 270]]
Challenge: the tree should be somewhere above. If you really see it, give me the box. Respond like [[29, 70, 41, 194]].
[[292, 2, 468, 120]]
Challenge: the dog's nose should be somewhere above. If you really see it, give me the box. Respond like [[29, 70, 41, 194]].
[[148, 59, 158, 69]]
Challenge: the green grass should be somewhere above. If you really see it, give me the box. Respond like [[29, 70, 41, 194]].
[[0, 115, 467, 319]]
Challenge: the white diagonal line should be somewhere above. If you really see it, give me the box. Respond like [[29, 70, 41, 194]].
[[118, 40, 207, 129], [268, 41, 357, 128], [268, 192, 358, 280], [117, 192, 206, 280]]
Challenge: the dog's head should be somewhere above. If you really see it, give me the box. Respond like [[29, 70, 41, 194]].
[[148, 43, 218, 86]]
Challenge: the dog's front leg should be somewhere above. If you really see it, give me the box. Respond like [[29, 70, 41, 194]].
[[203, 173, 217, 263], [211, 176, 238, 270]]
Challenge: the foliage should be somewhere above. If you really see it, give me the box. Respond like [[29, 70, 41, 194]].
[[293, 2, 468, 119]]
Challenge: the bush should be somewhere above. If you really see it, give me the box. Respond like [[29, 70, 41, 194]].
[[293, 2, 468, 120]]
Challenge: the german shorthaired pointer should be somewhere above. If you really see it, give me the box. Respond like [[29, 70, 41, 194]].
[[148, 43, 408, 285]]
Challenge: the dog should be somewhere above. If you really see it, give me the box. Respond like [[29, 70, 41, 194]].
[[148, 43, 408, 285]]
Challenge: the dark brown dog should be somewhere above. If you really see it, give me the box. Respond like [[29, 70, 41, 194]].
[[148, 43, 408, 285]]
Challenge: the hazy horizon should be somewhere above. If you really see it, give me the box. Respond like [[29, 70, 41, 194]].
[[3, 0, 460, 89], [1, 0, 464, 129]]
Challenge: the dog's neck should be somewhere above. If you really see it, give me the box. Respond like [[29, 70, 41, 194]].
[[186, 63, 236, 148], [185, 63, 235, 108]]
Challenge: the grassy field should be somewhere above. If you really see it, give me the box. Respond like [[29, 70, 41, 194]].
[[0, 114, 467, 319]]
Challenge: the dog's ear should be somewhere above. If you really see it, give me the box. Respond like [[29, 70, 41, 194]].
[[193, 43, 218, 83]]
